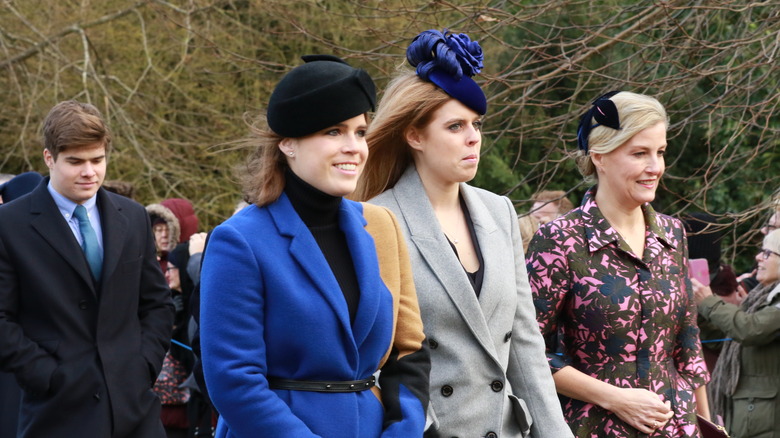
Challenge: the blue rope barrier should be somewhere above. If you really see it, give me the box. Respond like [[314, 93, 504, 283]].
[[701, 338, 733, 343], [171, 339, 193, 351]]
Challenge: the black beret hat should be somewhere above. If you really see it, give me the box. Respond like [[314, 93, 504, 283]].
[[267, 54, 376, 138]]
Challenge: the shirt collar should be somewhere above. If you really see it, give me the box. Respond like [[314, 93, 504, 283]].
[[580, 186, 676, 255], [47, 181, 99, 220]]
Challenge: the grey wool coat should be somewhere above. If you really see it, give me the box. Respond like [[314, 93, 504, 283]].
[[370, 166, 572, 438]]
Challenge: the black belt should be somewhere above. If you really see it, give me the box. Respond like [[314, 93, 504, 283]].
[[267, 376, 376, 393]]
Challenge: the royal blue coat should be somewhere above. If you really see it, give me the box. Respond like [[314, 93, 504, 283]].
[[200, 194, 429, 437]]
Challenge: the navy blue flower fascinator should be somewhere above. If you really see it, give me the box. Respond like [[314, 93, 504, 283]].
[[406, 29, 487, 115], [576, 90, 622, 154]]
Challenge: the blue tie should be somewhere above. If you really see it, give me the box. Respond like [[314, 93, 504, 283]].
[[73, 205, 102, 281]]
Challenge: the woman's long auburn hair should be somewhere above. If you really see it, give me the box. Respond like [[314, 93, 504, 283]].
[[237, 112, 287, 207], [351, 70, 452, 202]]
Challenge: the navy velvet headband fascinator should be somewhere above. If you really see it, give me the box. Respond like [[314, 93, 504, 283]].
[[576, 90, 622, 154], [406, 29, 487, 115]]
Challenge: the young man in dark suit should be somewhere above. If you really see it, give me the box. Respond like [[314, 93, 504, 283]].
[[0, 100, 174, 437]]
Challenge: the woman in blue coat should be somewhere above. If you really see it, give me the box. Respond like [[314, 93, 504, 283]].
[[199, 55, 430, 437]]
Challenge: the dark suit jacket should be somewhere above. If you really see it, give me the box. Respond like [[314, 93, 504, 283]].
[[0, 179, 174, 437]]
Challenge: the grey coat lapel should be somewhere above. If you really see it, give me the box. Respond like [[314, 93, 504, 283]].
[[458, 184, 504, 326], [391, 168, 498, 358]]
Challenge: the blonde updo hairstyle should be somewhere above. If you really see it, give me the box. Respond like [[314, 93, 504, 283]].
[[576, 91, 669, 180]]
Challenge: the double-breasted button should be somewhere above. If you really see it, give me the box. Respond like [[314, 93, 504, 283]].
[[429, 339, 438, 349], [79, 300, 88, 310], [490, 380, 503, 392], [441, 385, 453, 397], [486, 432, 498, 438], [504, 331, 512, 342]]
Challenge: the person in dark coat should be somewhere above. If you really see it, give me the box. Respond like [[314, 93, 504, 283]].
[[0, 171, 43, 437], [0, 100, 174, 438], [0, 172, 44, 206]]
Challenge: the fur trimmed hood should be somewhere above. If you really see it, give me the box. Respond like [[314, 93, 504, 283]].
[[146, 203, 180, 252], [161, 198, 198, 242]]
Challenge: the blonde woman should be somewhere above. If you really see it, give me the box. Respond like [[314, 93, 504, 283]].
[[526, 91, 710, 436]]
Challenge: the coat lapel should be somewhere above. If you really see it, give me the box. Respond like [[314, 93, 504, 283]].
[[267, 194, 354, 343], [459, 184, 503, 328], [96, 189, 129, 291], [338, 201, 382, 349], [392, 168, 497, 357], [29, 182, 96, 293]]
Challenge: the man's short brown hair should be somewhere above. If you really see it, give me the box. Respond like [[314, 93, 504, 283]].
[[42, 100, 112, 160]]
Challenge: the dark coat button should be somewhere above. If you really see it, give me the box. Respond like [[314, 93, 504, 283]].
[[441, 385, 453, 397], [490, 380, 503, 392], [93, 392, 101, 400], [79, 300, 88, 309], [504, 331, 512, 342], [486, 432, 497, 438], [429, 339, 438, 349]]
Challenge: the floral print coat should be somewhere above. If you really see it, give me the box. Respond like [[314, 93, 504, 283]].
[[526, 187, 709, 437]]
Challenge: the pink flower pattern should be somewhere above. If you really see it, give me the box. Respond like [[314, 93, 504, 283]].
[[526, 187, 709, 438]]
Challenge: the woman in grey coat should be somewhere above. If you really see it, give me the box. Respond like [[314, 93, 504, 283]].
[[353, 29, 571, 438]]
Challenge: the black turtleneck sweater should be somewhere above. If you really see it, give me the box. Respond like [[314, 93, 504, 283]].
[[284, 169, 361, 323]]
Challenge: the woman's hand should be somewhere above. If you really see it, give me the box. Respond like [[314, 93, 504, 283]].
[[189, 232, 208, 255], [554, 366, 674, 435], [602, 387, 673, 435], [736, 270, 755, 283], [690, 278, 713, 305]]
